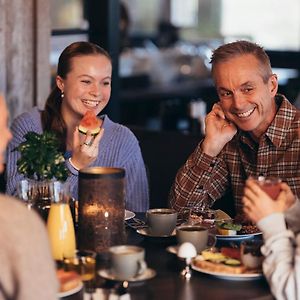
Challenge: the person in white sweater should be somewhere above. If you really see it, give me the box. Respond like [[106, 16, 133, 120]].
[[243, 178, 300, 300], [0, 95, 58, 300]]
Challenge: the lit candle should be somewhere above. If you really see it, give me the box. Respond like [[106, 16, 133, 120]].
[[78, 167, 126, 253]]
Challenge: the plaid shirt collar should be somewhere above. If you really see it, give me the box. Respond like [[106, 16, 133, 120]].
[[237, 94, 297, 148]]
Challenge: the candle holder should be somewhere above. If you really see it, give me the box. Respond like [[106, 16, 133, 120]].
[[78, 167, 126, 253]]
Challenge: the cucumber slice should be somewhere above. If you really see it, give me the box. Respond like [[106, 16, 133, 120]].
[[224, 258, 241, 266]]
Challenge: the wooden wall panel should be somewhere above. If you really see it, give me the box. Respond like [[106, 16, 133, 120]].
[[0, 0, 6, 94], [35, 0, 51, 109], [0, 0, 50, 121]]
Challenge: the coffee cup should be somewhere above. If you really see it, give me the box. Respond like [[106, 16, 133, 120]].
[[176, 225, 216, 253], [146, 208, 178, 236], [109, 245, 147, 280]]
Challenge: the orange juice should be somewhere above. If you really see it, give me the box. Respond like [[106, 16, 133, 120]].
[[47, 203, 76, 261]]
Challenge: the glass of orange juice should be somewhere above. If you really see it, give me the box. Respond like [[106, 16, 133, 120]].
[[47, 182, 76, 262]]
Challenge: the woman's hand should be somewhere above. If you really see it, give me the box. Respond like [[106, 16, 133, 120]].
[[242, 179, 295, 223], [70, 127, 104, 170]]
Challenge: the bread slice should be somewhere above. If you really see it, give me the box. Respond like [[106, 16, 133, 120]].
[[217, 228, 237, 235], [194, 258, 246, 274]]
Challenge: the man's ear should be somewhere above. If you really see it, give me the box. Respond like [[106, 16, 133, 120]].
[[270, 73, 278, 96]]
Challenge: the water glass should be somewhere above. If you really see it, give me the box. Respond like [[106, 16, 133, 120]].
[[17, 179, 37, 210]]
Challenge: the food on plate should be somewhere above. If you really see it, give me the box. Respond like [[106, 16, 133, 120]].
[[56, 269, 81, 292], [239, 224, 261, 235], [220, 247, 241, 260], [216, 222, 242, 235], [78, 110, 101, 136], [194, 249, 246, 274], [194, 258, 246, 274], [194, 247, 263, 275]]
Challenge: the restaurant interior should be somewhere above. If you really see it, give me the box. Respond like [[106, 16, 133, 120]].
[[51, 0, 300, 209], [1, 0, 300, 206], [1, 1, 300, 299]]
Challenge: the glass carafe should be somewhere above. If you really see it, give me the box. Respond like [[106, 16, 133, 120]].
[[47, 181, 76, 261]]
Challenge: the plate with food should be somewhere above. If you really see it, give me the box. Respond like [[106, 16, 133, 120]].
[[189, 209, 232, 225], [215, 221, 262, 241], [191, 248, 263, 281], [57, 269, 83, 298]]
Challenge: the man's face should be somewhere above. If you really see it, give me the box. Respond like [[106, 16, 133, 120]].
[[0, 96, 12, 173], [213, 54, 278, 139]]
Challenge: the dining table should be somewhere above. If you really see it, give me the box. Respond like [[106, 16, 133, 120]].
[[61, 212, 274, 300]]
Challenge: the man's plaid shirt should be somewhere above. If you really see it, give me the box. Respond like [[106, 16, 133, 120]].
[[169, 95, 300, 215]]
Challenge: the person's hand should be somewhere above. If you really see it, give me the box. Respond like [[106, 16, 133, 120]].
[[243, 179, 296, 223], [201, 103, 237, 157], [70, 127, 104, 170]]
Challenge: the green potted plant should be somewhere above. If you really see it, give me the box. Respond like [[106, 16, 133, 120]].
[[16, 131, 68, 181], [15, 131, 68, 220]]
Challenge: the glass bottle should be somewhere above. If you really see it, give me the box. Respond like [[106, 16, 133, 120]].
[[47, 181, 76, 261]]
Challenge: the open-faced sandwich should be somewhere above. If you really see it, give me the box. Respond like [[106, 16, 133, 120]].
[[216, 222, 242, 236], [193, 248, 248, 274], [78, 110, 101, 136], [56, 269, 82, 293], [216, 217, 260, 236]]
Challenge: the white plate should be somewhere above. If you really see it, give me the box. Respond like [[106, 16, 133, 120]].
[[98, 268, 156, 282], [216, 232, 262, 241], [191, 259, 262, 281], [58, 281, 83, 298], [136, 227, 176, 238], [125, 210, 135, 220]]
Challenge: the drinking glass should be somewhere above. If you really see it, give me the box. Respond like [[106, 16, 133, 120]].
[[252, 176, 282, 200], [63, 250, 96, 293], [47, 182, 76, 262], [240, 239, 264, 270], [17, 179, 38, 210]]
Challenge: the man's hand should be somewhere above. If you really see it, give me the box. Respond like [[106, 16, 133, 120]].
[[243, 179, 296, 223], [201, 103, 237, 157]]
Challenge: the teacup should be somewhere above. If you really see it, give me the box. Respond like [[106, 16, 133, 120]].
[[109, 245, 147, 280], [146, 208, 178, 236], [240, 239, 264, 270], [176, 225, 216, 253]]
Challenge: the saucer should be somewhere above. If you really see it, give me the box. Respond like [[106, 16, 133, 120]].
[[98, 268, 156, 282], [136, 227, 176, 238]]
